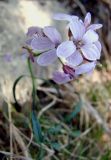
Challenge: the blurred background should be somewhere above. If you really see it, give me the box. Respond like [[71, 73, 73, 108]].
[[0, 0, 111, 159]]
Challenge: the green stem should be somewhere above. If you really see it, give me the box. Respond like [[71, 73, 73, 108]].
[[58, 57, 64, 65], [27, 58, 38, 110], [27, 58, 44, 159], [28, 58, 35, 87]]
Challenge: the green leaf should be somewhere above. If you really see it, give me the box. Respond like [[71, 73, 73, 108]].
[[101, 150, 111, 160], [65, 100, 82, 123], [13, 75, 26, 103], [47, 125, 62, 135], [13, 113, 29, 128], [12, 75, 27, 112], [51, 142, 61, 151], [32, 110, 43, 143], [70, 130, 81, 137]]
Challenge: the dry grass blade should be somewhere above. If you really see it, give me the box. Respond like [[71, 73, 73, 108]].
[[82, 95, 111, 134], [12, 125, 31, 158], [73, 0, 87, 15], [101, 0, 111, 8], [8, 103, 13, 160], [0, 151, 32, 160], [14, 126, 55, 156], [38, 99, 56, 119]]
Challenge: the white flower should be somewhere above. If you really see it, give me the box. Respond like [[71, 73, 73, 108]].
[[54, 12, 102, 62], [57, 18, 101, 61]]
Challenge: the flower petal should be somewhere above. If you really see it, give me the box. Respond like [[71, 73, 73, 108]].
[[25, 38, 32, 46], [31, 37, 55, 51], [53, 71, 71, 84], [43, 26, 62, 45], [87, 24, 103, 30], [57, 41, 76, 58], [82, 30, 98, 44], [94, 41, 102, 52], [84, 12, 91, 28], [53, 13, 78, 21], [66, 50, 83, 67], [75, 62, 96, 75], [26, 26, 43, 37], [69, 19, 85, 40], [37, 49, 57, 66], [81, 43, 101, 61], [21, 52, 28, 61]]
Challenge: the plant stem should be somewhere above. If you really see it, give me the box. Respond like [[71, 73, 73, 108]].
[[27, 58, 44, 159], [27, 58, 38, 110]]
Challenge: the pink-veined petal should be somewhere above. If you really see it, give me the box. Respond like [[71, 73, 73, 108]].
[[69, 19, 85, 40], [87, 24, 103, 30], [25, 38, 32, 46], [53, 13, 78, 21], [53, 71, 71, 84], [26, 26, 43, 37], [94, 41, 102, 52], [81, 43, 101, 61], [79, 19, 84, 25], [84, 12, 91, 28], [31, 37, 55, 51], [66, 50, 83, 67], [82, 30, 99, 44], [37, 49, 57, 66], [43, 26, 62, 45], [57, 41, 76, 58], [75, 62, 96, 75], [21, 49, 29, 59]]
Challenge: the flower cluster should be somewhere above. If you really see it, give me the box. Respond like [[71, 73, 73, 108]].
[[23, 26, 61, 65], [23, 12, 102, 84]]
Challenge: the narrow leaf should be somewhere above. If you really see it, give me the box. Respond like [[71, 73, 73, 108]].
[[65, 100, 82, 122], [12, 75, 26, 112], [32, 110, 43, 143], [13, 75, 25, 103]]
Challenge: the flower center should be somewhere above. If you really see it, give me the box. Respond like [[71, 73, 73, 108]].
[[74, 40, 84, 50]]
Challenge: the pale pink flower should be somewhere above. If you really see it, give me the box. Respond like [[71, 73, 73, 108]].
[[53, 61, 96, 84], [24, 26, 62, 66], [56, 17, 101, 61], [54, 12, 102, 61], [52, 12, 102, 84]]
